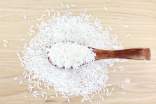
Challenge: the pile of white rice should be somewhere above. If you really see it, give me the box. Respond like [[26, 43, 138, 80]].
[[21, 13, 121, 98]]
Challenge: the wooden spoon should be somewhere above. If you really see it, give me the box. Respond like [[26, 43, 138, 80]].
[[93, 48, 151, 60], [48, 47, 150, 69]]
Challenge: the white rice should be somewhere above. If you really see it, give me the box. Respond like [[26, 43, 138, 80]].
[[47, 42, 96, 69], [21, 13, 122, 97]]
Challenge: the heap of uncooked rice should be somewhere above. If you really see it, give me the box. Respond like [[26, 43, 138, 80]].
[[21, 13, 121, 97]]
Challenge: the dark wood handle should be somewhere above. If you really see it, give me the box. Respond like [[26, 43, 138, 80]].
[[94, 48, 151, 60]]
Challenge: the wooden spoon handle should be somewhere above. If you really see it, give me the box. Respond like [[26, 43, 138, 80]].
[[94, 48, 151, 60]]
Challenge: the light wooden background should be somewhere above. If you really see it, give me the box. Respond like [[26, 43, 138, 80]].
[[0, 0, 156, 104]]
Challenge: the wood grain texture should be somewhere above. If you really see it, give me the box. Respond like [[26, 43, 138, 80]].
[[0, 0, 156, 104]]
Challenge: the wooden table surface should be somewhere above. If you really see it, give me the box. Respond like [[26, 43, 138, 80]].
[[0, 0, 156, 104]]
